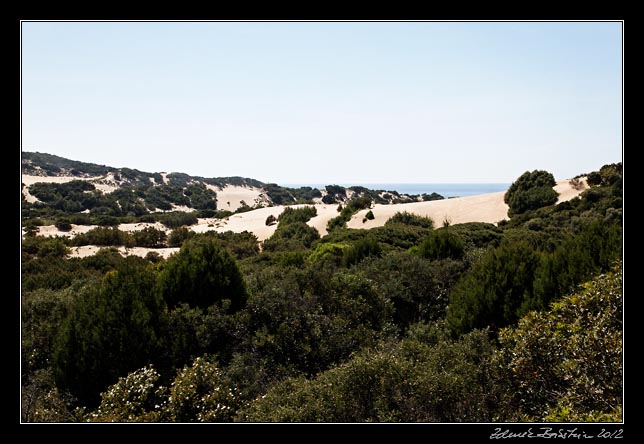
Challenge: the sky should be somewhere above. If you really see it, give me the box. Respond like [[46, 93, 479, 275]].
[[21, 21, 622, 184]]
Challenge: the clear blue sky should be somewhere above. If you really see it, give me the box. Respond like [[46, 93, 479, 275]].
[[21, 21, 622, 184]]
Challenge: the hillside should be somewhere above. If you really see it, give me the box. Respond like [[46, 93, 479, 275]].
[[22, 151, 442, 216], [22, 152, 597, 258]]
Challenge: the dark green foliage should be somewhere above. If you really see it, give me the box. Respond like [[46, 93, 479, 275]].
[[263, 183, 294, 205], [264, 184, 322, 204], [447, 240, 540, 334], [22, 287, 79, 376], [22, 236, 70, 258], [342, 237, 382, 267], [325, 184, 346, 199], [198, 231, 260, 260], [385, 211, 434, 228], [447, 222, 503, 248], [263, 207, 320, 252], [157, 304, 235, 377], [265, 214, 277, 226], [415, 227, 465, 260], [529, 221, 622, 312], [504, 170, 559, 217], [496, 266, 622, 421], [263, 221, 320, 252], [322, 194, 337, 204], [23, 151, 113, 176], [278, 206, 317, 225], [364, 210, 375, 221], [52, 260, 165, 406], [421, 192, 444, 201], [157, 238, 247, 310], [71, 227, 134, 247], [21, 156, 623, 422], [241, 264, 392, 383], [167, 226, 195, 247], [55, 218, 72, 232], [361, 253, 466, 331], [239, 328, 500, 422], [158, 211, 198, 228], [586, 171, 602, 186], [133, 227, 167, 248], [447, 217, 622, 336], [326, 197, 372, 231]]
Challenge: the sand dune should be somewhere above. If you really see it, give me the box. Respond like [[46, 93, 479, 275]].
[[347, 178, 588, 230], [205, 184, 270, 212], [27, 178, 589, 258]]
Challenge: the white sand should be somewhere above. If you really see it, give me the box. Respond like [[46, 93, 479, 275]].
[[347, 179, 588, 230], [554, 177, 588, 203], [21, 174, 119, 195], [36, 224, 98, 238], [67, 245, 179, 259], [27, 178, 591, 258], [34, 222, 170, 238], [307, 205, 345, 237], [205, 184, 270, 212], [192, 206, 284, 241], [117, 222, 169, 233]]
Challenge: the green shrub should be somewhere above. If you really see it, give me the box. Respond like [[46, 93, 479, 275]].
[[342, 237, 382, 267], [55, 219, 72, 232], [52, 260, 165, 406], [495, 265, 622, 421], [167, 226, 195, 247], [385, 211, 433, 228], [415, 227, 464, 260], [504, 170, 558, 217], [157, 238, 247, 310], [265, 214, 277, 226]]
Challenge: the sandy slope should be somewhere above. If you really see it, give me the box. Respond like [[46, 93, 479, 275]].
[[27, 178, 589, 258], [347, 178, 588, 230], [68, 245, 180, 259], [204, 184, 269, 212]]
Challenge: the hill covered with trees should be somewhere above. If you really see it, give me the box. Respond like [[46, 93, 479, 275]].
[[22, 151, 443, 231], [21, 157, 622, 423]]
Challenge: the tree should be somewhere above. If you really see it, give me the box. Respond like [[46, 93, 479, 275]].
[[504, 170, 559, 217], [52, 260, 165, 406], [157, 238, 247, 310], [447, 240, 540, 335]]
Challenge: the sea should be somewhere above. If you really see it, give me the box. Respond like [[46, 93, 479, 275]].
[[283, 183, 511, 199]]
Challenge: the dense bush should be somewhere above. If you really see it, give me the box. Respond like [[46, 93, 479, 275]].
[[278, 206, 317, 225], [504, 170, 559, 217], [239, 328, 500, 422], [157, 238, 247, 310], [385, 211, 434, 228], [167, 226, 195, 247], [71, 227, 134, 247], [52, 259, 165, 406], [158, 211, 198, 228], [342, 237, 382, 267], [133, 227, 168, 248], [414, 226, 465, 260], [495, 265, 622, 421]]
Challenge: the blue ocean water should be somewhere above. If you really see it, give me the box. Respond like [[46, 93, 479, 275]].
[[283, 183, 510, 199]]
